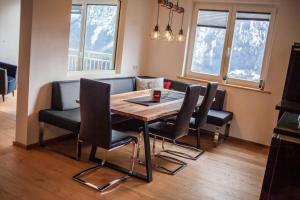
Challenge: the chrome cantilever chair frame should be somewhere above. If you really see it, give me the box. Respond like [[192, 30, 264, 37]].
[[137, 132, 187, 175], [150, 135, 187, 175], [163, 138, 205, 161], [73, 140, 137, 192]]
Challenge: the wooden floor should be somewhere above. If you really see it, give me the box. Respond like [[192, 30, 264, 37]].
[[0, 96, 269, 200]]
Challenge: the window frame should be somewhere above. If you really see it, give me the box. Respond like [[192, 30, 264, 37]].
[[185, 3, 277, 89], [68, 0, 122, 75]]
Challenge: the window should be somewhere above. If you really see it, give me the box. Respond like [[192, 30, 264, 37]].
[[187, 4, 276, 88], [68, 0, 120, 72], [191, 10, 229, 76]]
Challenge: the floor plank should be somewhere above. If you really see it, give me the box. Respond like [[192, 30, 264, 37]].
[[0, 96, 268, 200]]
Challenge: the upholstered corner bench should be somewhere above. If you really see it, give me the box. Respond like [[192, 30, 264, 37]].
[[39, 76, 233, 159]]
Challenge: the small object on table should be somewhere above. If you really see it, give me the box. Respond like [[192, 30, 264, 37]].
[[163, 81, 172, 89], [152, 90, 161, 102]]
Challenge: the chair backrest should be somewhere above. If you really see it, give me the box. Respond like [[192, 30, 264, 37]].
[[0, 62, 17, 78], [79, 79, 112, 150], [174, 85, 202, 139], [195, 82, 218, 128]]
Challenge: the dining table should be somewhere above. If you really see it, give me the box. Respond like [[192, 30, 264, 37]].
[[77, 89, 203, 182]]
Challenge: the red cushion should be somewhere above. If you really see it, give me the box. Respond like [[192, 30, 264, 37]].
[[164, 81, 172, 89]]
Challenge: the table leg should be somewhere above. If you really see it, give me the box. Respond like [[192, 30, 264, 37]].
[[143, 121, 153, 182]]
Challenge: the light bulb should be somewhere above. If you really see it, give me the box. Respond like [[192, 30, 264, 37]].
[[151, 25, 160, 40], [166, 32, 174, 42], [164, 30, 171, 39], [151, 30, 160, 39], [164, 24, 173, 42], [177, 34, 184, 42], [177, 29, 185, 42]]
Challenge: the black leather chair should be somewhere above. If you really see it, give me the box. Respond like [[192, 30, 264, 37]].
[[73, 79, 138, 192], [166, 82, 218, 150], [0, 62, 17, 102], [191, 83, 218, 148], [146, 85, 202, 175]]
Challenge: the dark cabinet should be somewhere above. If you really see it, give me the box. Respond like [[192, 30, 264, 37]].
[[260, 43, 300, 200], [260, 130, 300, 200]]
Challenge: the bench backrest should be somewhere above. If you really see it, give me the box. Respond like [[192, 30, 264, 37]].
[[51, 77, 136, 111], [165, 79, 226, 111], [51, 76, 226, 111]]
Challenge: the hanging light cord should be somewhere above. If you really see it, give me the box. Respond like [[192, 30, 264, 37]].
[[170, 10, 174, 26], [180, 12, 184, 29], [156, 3, 160, 25], [167, 8, 172, 25]]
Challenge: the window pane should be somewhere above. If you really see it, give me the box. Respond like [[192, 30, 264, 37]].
[[83, 5, 118, 71], [191, 10, 229, 76], [228, 12, 271, 82], [68, 5, 83, 72]]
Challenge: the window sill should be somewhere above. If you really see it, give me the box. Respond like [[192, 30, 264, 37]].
[[177, 76, 272, 94]]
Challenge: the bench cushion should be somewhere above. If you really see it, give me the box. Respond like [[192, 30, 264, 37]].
[[39, 108, 130, 133], [206, 110, 233, 127], [39, 108, 81, 133]]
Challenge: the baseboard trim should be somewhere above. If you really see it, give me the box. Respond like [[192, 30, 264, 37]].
[[227, 136, 269, 148], [13, 130, 269, 150], [13, 141, 38, 150], [190, 129, 269, 148], [13, 133, 77, 150]]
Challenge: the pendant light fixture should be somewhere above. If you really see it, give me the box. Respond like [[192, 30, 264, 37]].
[[164, 9, 174, 42], [151, 2, 161, 40], [176, 12, 185, 42], [153, 0, 185, 43]]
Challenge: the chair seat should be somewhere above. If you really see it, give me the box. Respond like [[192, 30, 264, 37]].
[[39, 108, 131, 134], [39, 109, 81, 133], [206, 110, 233, 127], [7, 76, 15, 82], [110, 130, 137, 149], [149, 122, 177, 140]]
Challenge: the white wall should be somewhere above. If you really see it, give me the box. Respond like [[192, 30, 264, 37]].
[[142, 0, 300, 145], [16, 0, 153, 145], [0, 0, 20, 65], [16, 0, 300, 146]]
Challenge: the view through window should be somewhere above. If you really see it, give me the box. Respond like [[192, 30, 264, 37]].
[[188, 5, 274, 87], [191, 10, 229, 76], [228, 12, 270, 82], [68, 1, 119, 72]]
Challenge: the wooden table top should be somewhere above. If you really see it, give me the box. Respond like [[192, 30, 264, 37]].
[[110, 89, 203, 122]]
